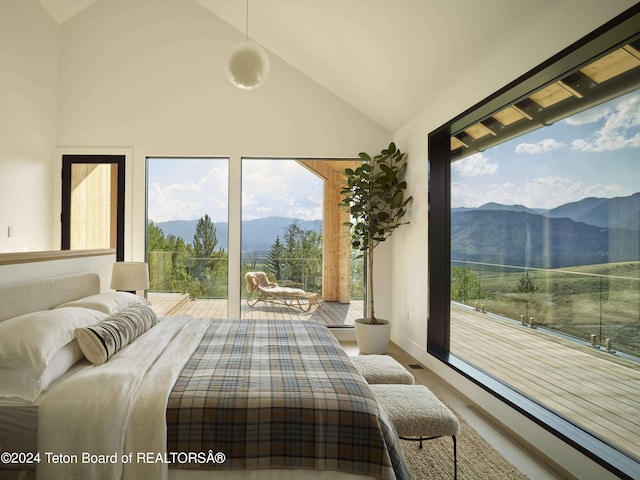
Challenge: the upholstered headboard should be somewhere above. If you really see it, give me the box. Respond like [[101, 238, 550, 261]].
[[0, 273, 100, 322]]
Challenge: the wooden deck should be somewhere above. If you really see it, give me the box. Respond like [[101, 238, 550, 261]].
[[148, 293, 640, 461], [451, 303, 640, 461], [148, 292, 363, 326]]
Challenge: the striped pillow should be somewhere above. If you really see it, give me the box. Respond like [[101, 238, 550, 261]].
[[75, 304, 158, 365]]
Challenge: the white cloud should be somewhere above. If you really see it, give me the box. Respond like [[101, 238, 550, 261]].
[[148, 182, 204, 223], [148, 162, 229, 223], [451, 153, 498, 177], [514, 138, 564, 154], [571, 93, 640, 152], [150, 158, 324, 223], [563, 103, 612, 125], [451, 182, 482, 208], [582, 183, 629, 199], [453, 175, 630, 209], [242, 160, 323, 221], [496, 176, 584, 209]]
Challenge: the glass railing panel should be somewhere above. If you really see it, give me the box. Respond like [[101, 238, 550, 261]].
[[148, 251, 229, 299], [452, 260, 640, 358]]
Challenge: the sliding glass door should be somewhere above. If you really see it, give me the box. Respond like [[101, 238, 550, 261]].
[[145, 156, 364, 325], [240, 159, 323, 320]]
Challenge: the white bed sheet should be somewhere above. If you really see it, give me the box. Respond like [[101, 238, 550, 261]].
[[34, 317, 379, 480], [0, 360, 92, 470]]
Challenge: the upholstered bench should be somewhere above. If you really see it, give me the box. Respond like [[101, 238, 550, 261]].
[[370, 384, 460, 479], [350, 355, 415, 385]]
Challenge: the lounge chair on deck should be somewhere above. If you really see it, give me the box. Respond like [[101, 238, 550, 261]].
[[245, 271, 324, 313]]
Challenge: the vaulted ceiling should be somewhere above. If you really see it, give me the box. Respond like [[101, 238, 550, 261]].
[[36, 0, 625, 132]]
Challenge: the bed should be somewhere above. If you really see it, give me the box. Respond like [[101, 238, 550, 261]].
[[0, 273, 410, 480]]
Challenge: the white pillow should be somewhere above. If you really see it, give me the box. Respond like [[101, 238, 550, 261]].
[[55, 291, 150, 315], [0, 340, 84, 402], [0, 307, 107, 401]]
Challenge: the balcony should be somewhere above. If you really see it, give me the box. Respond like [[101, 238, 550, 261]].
[[450, 260, 640, 467], [148, 292, 363, 326], [451, 303, 640, 458]]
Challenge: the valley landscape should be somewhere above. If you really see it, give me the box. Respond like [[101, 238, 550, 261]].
[[451, 192, 640, 357]]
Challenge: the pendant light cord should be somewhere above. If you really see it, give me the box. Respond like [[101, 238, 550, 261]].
[[245, 0, 249, 42]]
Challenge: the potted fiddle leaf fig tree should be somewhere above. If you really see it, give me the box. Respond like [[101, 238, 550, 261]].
[[340, 142, 412, 354]]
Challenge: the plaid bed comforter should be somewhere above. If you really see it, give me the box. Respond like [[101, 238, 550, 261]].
[[166, 319, 410, 480]]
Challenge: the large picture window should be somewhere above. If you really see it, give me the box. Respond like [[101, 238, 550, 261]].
[[428, 6, 640, 478]]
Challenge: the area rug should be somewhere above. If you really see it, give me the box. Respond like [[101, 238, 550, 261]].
[[400, 407, 529, 480]]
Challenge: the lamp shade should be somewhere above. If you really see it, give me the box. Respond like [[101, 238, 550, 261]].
[[110, 262, 149, 292], [225, 42, 270, 90]]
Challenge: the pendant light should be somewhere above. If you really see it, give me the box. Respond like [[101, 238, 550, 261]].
[[225, 0, 270, 90]]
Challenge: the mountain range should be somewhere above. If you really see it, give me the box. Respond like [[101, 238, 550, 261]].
[[452, 192, 640, 268], [154, 193, 639, 267], [154, 216, 322, 253]]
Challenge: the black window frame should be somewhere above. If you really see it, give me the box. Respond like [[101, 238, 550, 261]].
[[427, 5, 640, 479], [61, 155, 125, 261]]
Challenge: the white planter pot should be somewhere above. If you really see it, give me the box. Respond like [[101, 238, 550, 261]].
[[354, 318, 391, 354]]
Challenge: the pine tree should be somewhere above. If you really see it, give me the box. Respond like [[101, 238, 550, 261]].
[[193, 214, 218, 258], [515, 271, 539, 293], [263, 221, 322, 291], [265, 236, 285, 280], [281, 222, 302, 283]]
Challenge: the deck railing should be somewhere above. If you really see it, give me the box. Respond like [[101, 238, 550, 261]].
[[452, 259, 640, 359], [148, 251, 364, 300]]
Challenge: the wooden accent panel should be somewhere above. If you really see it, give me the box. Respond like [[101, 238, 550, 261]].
[[492, 106, 526, 126], [70, 164, 117, 250], [581, 48, 640, 84], [451, 44, 640, 159], [528, 83, 574, 108], [450, 136, 466, 150], [557, 79, 584, 99], [464, 123, 493, 140], [299, 160, 361, 303]]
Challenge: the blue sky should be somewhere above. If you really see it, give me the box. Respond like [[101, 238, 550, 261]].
[[452, 90, 640, 209], [148, 90, 640, 222], [147, 158, 323, 223]]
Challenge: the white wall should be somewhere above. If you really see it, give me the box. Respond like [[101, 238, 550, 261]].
[[55, 0, 391, 314], [0, 0, 59, 253], [390, 1, 637, 478]]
